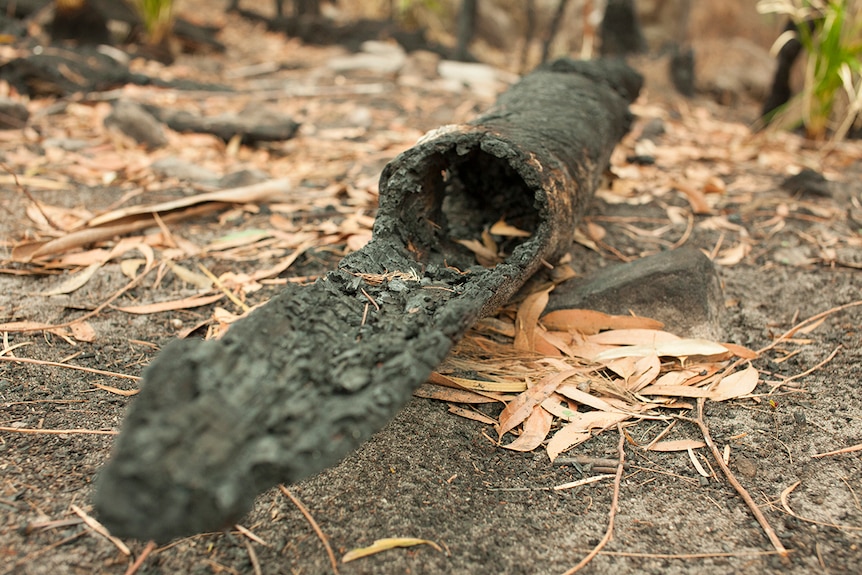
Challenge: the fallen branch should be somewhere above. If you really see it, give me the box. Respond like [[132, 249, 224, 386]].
[[94, 58, 643, 542]]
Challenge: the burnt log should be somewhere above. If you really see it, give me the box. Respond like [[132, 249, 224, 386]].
[[761, 18, 818, 122], [94, 57, 643, 542]]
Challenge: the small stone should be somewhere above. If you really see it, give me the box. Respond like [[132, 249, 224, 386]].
[[217, 169, 270, 189], [735, 456, 757, 477], [781, 168, 831, 198], [0, 97, 29, 129], [547, 246, 724, 339], [104, 100, 168, 149], [639, 117, 665, 141]]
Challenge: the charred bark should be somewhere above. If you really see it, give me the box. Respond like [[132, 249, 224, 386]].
[[761, 19, 811, 121], [454, 0, 478, 62], [94, 58, 643, 543], [599, 0, 646, 57]]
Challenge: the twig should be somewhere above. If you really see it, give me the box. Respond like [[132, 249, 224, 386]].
[[568, 549, 789, 559], [0, 356, 140, 380], [756, 300, 862, 355], [278, 485, 340, 575], [813, 443, 862, 458], [243, 539, 263, 575], [71, 504, 131, 556], [554, 474, 616, 491], [123, 541, 156, 575], [561, 424, 626, 575], [779, 481, 862, 531], [684, 399, 789, 557], [771, 345, 841, 389], [0, 426, 118, 435], [198, 263, 251, 313]]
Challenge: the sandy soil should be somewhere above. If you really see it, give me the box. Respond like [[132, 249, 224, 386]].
[[2, 4, 862, 575]]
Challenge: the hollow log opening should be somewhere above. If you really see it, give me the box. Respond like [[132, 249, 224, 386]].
[[384, 140, 540, 271]]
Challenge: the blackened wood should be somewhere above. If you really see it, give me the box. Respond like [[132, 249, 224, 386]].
[[94, 58, 643, 542], [599, 0, 647, 57], [762, 19, 810, 121]]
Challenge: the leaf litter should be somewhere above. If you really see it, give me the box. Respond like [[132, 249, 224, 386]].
[[1, 6, 861, 572], [425, 274, 762, 463]]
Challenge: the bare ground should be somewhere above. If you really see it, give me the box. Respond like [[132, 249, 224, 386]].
[[2, 5, 862, 575]]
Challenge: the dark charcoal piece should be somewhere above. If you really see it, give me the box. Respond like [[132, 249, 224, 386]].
[[670, 46, 695, 97], [599, 0, 647, 57], [94, 58, 643, 543], [781, 168, 831, 198], [149, 107, 300, 144]]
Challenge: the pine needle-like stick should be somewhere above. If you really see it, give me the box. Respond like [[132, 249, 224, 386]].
[[813, 443, 862, 458], [561, 424, 626, 575], [123, 541, 156, 575], [685, 398, 789, 557], [243, 539, 263, 575], [0, 356, 140, 381], [278, 485, 339, 575]]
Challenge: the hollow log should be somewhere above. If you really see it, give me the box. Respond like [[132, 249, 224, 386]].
[[94, 57, 643, 542]]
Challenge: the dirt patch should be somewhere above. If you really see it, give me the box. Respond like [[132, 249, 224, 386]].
[[2, 3, 862, 575]]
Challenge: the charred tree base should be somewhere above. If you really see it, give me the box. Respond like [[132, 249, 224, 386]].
[[94, 58, 643, 543]]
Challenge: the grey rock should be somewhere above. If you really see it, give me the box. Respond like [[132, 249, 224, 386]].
[[150, 106, 299, 144], [547, 246, 724, 339], [105, 100, 168, 149]]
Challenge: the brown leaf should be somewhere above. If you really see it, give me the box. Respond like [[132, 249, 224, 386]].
[[546, 411, 629, 461], [588, 328, 680, 346], [556, 383, 618, 413], [594, 338, 728, 362], [708, 366, 759, 401], [542, 308, 664, 335], [627, 354, 662, 392], [342, 538, 443, 563], [114, 293, 224, 315], [69, 321, 96, 342], [502, 405, 554, 451], [447, 404, 499, 425], [673, 180, 711, 214], [87, 179, 297, 227], [498, 369, 579, 438], [455, 238, 500, 267], [489, 218, 531, 237], [514, 286, 552, 352], [647, 439, 707, 452], [720, 342, 758, 360], [413, 383, 500, 404], [39, 262, 102, 296], [638, 384, 714, 398]]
